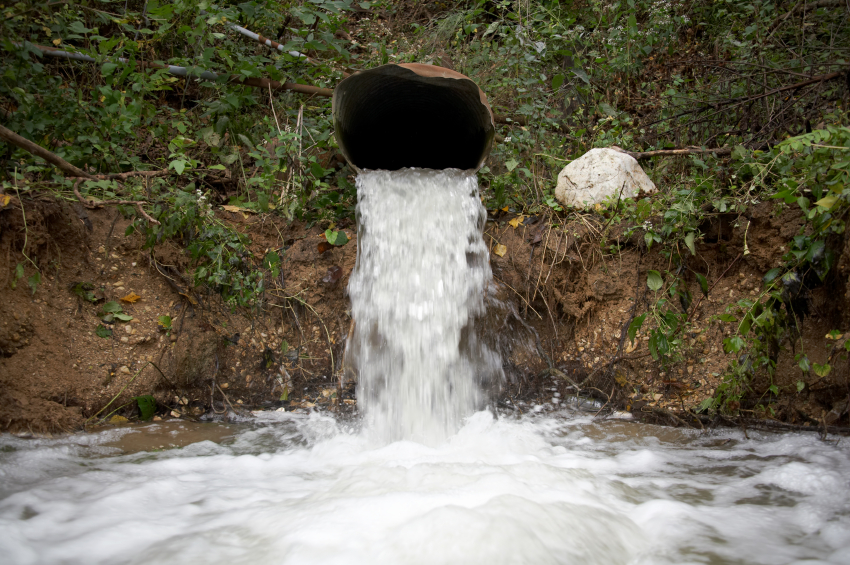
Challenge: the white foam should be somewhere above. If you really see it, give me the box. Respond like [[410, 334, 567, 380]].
[[1, 414, 849, 564]]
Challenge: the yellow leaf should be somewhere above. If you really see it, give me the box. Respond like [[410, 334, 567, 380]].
[[501, 206, 509, 212], [493, 244, 507, 257], [0, 194, 11, 207], [815, 195, 838, 210], [508, 216, 524, 229], [222, 205, 257, 214], [109, 415, 129, 424], [120, 292, 142, 303], [179, 292, 198, 305], [52, 38, 61, 46]]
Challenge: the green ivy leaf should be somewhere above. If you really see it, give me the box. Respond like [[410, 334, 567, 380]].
[[798, 355, 810, 372], [158, 315, 172, 330], [100, 301, 123, 314], [646, 270, 663, 291], [695, 273, 709, 297], [722, 336, 745, 353], [551, 74, 565, 90], [134, 394, 156, 421], [763, 268, 782, 284], [27, 272, 41, 295], [812, 363, 831, 378], [505, 159, 519, 172], [628, 313, 647, 343], [796, 380, 805, 392], [95, 325, 112, 338], [684, 232, 696, 255], [325, 229, 349, 246]]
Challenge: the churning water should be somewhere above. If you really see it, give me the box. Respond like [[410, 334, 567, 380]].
[[2, 414, 850, 564], [2, 169, 850, 564], [346, 168, 501, 445]]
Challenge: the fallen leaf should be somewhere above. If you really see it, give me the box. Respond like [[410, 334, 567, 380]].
[[179, 292, 198, 305], [508, 216, 524, 228], [109, 415, 129, 424], [121, 292, 142, 303], [321, 265, 343, 285], [493, 244, 507, 257], [501, 206, 509, 212], [0, 194, 10, 207], [317, 241, 333, 254], [653, 393, 663, 401], [222, 205, 257, 214]]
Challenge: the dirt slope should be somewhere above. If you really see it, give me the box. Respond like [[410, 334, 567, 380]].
[[1, 193, 848, 434]]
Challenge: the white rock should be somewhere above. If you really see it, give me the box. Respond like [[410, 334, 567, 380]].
[[555, 148, 656, 208]]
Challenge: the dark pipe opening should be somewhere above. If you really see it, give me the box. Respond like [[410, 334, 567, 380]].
[[333, 64, 495, 171]]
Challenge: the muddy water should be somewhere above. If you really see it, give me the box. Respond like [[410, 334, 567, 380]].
[[1, 411, 849, 565]]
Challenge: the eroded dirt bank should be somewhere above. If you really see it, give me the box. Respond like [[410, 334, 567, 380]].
[[1, 193, 849, 434]]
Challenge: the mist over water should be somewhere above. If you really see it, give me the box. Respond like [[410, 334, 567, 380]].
[[346, 168, 502, 444]]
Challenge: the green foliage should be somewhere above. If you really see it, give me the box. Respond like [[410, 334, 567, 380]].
[[703, 125, 850, 413], [134, 394, 157, 421], [324, 228, 349, 246], [71, 282, 99, 303], [99, 300, 132, 323]]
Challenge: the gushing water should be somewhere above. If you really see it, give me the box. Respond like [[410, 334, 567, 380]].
[[346, 168, 501, 444], [3, 170, 850, 564]]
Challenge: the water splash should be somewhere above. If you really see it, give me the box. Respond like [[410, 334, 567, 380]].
[[345, 168, 502, 444]]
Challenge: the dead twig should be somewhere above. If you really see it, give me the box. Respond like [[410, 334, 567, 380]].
[[0, 123, 93, 178], [612, 145, 733, 161], [73, 179, 161, 225]]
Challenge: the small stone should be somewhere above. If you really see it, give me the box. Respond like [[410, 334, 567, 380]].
[[153, 416, 162, 422], [12, 312, 19, 320], [11, 333, 20, 342], [170, 410, 181, 418], [220, 383, 229, 389], [97, 245, 106, 254], [110, 253, 120, 259], [113, 281, 125, 287], [130, 329, 137, 335], [125, 325, 133, 333], [246, 374, 253, 384], [132, 262, 137, 267], [169, 334, 177, 342], [236, 399, 243, 404], [119, 366, 131, 374], [120, 337, 129, 343], [180, 397, 188, 405], [110, 266, 118, 271]]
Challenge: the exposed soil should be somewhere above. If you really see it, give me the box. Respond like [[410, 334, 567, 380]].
[[1, 191, 849, 435]]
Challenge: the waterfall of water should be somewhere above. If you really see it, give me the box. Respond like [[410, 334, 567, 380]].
[[345, 168, 502, 444]]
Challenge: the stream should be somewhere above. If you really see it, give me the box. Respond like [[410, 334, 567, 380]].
[[2, 169, 849, 564], [1, 411, 849, 564]]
